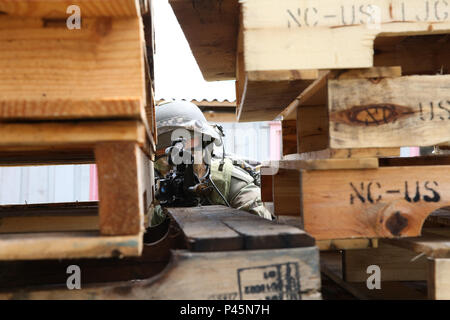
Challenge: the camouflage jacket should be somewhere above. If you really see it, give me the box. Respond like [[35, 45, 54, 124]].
[[151, 157, 273, 226]]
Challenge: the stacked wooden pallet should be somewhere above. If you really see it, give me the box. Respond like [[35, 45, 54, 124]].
[[171, 0, 450, 299], [0, 206, 321, 300], [0, 0, 156, 260]]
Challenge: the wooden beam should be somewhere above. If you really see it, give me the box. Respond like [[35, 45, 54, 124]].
[[282, 120, 297, 155], [167, 205, 315, 251], [169, 0, 239, 81], [297, 105, 329, 153], [265, 158, 379, 171], [0, 121, 146, 149], [242, 0, 450, 72], [428, 258, 450, 300], [382, 228, 450, 259], [0, 246, 321, 300], [95, 142, 147, 236], [0, 16, 145, 121], [329, 75, 450, 148], [287, 147, 400, 160], [0, 202, 98, 233], [374, 34, 450, 76], [273, 169, 302, 217], [237, 72, 317, 122], [343, 243, 428, 282], [301, 165, 450, 240], [0, 0, 141, 17], [0, 231, 142, 261]]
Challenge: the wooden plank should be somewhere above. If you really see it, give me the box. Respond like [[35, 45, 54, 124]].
[[168, 205, 315, 251], [277, 215, 379, 250], [301, 165, 450, 240], [0, 149, 94, 165], [169, 0, 239, 81], [343, 243, 428, 282], [297, 105, 329, 153], [426, 208, 450, 227], [0, 231, 142, 260], [428, 258, 450, 300], [329, 75, 450, 148], [241, 0, 450, 72], [374, 34, 450, 76], [282, 120, 297, 155], [318, 239, 378, 251], [0, 202, 98, 233], [237, 75, 316, 122], [273, 169, 302, 217], [0, 121, 145, 149], [382, 228, 450, 258], [0, 226, 172, 289], [265, 158, 379, 171], [0, 247, 321, 300], [260, 173, 273, 202], [0, 0, 140, 17], [166, 206, 244, 252], [0, 16, 145, 121], [287, 147, 400, 160], [321, 251, 427, 300], [95, 142, 146, 236], [379, 155, 450, 167]]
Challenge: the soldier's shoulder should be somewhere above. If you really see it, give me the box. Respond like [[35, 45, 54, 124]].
[[212, 156, 256, 184], [231, 165, 254, 184]]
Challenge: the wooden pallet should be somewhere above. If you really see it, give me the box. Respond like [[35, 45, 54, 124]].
[[0, 122, 154, 260], [262, 155, 450, 241], [320, 208, 450, 299], [0, 0, 156, 260], [0, 206, 321, 300], [279, 67, 450, 155], [170, 0, 450, 122]]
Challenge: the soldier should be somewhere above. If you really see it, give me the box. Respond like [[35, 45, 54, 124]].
[[151, 101, 273, 226]]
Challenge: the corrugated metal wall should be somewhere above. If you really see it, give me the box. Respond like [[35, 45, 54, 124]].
[[0, 122, 279, 205], [219, 121, 277, 162], [0, 165, 91, 205]]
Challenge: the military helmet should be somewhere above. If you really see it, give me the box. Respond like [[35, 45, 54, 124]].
[[155, 101, 221, 152]]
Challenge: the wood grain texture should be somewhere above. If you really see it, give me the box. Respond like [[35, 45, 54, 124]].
[[297, 105, 329, 153], [0, 247, 321, 300], [282, 120, 297, 155], [0, 16, 145, 121], [382, 228, 450, 258], [0, 0, 140, 17], [0, 201, 98, 233], [343, 242, 428, 282], [168, 205, 315, 251], [169, 0, 239, 81], [237, 75, 315, 122], [286, 147, 400, 160], [329, 75, 450, 148], [317, 238, 378, 251], [242, 0, 450, 72], [260, 172, 273, 202], [265, 158, 379, 171], [95, 142, 147, 236], [0, 225, 172, 289], [301, 166, 450, 240], [0, 231, 142, 261], [374, 34, 450, 76], [0, 121, 146, 148], [273, 169, 302, 217], [428, 258, 450, 300]]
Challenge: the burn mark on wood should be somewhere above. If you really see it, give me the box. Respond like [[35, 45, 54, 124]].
[[386, 211, 408, 236], [331, 104, 415, 126]]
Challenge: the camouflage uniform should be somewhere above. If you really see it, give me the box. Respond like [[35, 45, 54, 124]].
[[151, 101, 273, 226]]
